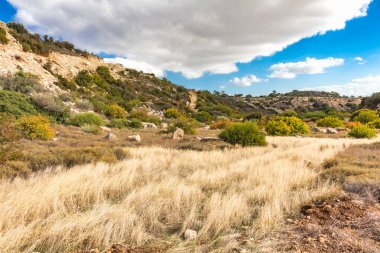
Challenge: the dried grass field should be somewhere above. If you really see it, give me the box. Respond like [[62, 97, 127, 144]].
[[0, 136, 378, 253]]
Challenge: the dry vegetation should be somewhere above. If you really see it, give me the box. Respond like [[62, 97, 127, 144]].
[[0, 136, 378, 253]]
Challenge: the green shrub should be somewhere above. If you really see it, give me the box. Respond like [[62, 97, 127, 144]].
[[281, 110, 298, 117], [31, 94, 70, 122], [75, 70, 94, 88], [67, 113, 104, 127], [0, 113, 22, 165], [55, 76, 77, 91], [16, 115, 55, 140], [298, 111, 327, 121], [164, 108, 184, 119], [244, 112, 263, 122], [167, 118, 199, 134], [0, 90, 39, 117], [81, 124, 101, 135], [266, 116, 309, 136], [194, 111, 212, 123], [316, 116, 344, 128], [105, 104, 126, 119], [219, 122, 267, 147], [128, 118, 143, 129], [367, 120, 380, 129], [0, 27, 9, 44], [107, 118, 129, 129], [0, 74, 44, 94], [351, 109, 379, 124], [129, 109, 161, 125], [348, 125, 377, 139], [265, 120, 292, 136]]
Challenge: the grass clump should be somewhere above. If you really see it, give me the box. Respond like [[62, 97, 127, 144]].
[[219, 122, 267, 146], [81, 124, 102, 135], [316, 116, 344, 128], [67, 113, 104, 127], [348, 125, 377, 139], [16, 115, 55, 140], [128, 118, 143, 129]]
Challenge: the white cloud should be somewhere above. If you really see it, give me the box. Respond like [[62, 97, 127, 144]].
[[355, 56, 366, 64], [8, 0, 371, 79], [269, 57, 345, 79], [230, 75, 262, 87], [302, 75, 380, 96], [104, 57, 165, 78]]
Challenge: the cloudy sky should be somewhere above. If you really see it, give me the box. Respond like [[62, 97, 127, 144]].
[[1, 0, 380, 96]]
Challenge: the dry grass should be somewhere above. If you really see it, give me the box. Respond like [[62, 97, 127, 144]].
[[0, 137, 378, 252]]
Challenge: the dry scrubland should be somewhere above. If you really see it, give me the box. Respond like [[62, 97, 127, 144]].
[[0, 137, 378, 252]]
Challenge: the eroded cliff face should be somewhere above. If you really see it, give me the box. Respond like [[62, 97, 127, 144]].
[[0, 22, 124, 93]]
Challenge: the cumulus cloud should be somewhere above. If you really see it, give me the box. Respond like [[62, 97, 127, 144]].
[[269, 57, 345, 79], [230, 75, 262, 87], [7, 0, 371, 79], [104, 57, 165, 78], [355, 56, 366, 64], [302, 75, 380, 96]]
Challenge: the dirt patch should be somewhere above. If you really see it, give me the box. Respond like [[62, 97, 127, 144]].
[[73, 243, 171, 253]]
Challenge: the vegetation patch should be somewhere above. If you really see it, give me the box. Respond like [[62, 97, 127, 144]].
[[266, 116, 310, 136], [0, 26, 9, 44], [219, 121, 267, 146], [16, 114, 55, 140], [348, 125, 377, 139], [316, 116, 344, 128], [67, 113, 104, 127]]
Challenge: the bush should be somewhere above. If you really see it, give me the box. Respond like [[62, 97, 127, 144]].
[[219, 122, 267, 147], [128, 118, 143, 129], [351, 109, 379, 124], [129, 109, 161, 125], [194, 111, 212, 123], [210, 119, 232, 130], [265, 120, 292, 136], [299, 111, 327, 121], [31, 94, 70, 122], [266, 116, 309, 136], [348, 125, 377, 139], [316, 116, 344, 128], [0, 74, 44, 94], [16, 115, 55, 140], [281, 110, 298, 117], [75, 70, 94, 88], [0, 114, 22, 165], [367, 120, 380, 129], [107, 118, 129, 129], [0, 27, 9, 44], [345, 121, 362, 129], [164, 108, 184, 119], [67, 113, 104, 127], [105, 104, 126, 119], [244, 112, 263, 122], [0, 90, 39, 117], [167, 118, 199, 134], [81, 124, 101, 135]]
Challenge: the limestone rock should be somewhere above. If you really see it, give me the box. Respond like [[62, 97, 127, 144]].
[[172, 128, 184, 140]]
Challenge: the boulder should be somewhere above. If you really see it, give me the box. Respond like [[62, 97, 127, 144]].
[[128, 134, 141, 142], [312, 127, 327, 133], [172, 128, 184, 140], [327, 128, 338, 134], [104, 133, 117, 140], [161, 122, 168, 130], [142, 122, 157, 129], [100, 126, 112, 132], [184, 229, 197, 241]]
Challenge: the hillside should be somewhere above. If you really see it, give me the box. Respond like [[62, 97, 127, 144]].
[[0, 21, 370, 119]]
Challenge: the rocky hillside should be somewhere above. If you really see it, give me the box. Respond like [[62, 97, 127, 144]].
[[0, 21, 369, 118]]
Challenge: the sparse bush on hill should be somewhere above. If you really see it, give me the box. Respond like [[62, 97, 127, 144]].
[[129, 109, 161, 125], [31, 94, 70, 122], [55, 75, 77, 91], [244, 112, 263, 122], [0, 73, 44, 94], [316, 116, 344, 128], [0, 27, 9, 44], [67, 113, 104, 127], [194, 111, 212, 123], [81, 124, 102, 135], [167, 118, 199, 134], [367, 120, 380, 129], [16, 114, 55, 140], [266, 116, 310, 136], [219, 122, 267, 146], [281, 110, 298, 117], [265, 120, 292, 136], [351, 109, 379, 124], [128, 118, 143, 129], [0, 90, 39, 117], [105, 104, 126, 119], [0, 114, 22, 164], [348, 125, 377, 139], [361, 92, 380, 109], [107, 118, 129, 129], [164, 108, 184, 119], [210, 119, 232, 129]]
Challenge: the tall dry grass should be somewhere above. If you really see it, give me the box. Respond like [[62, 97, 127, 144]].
[[0, 137, 377, 252]]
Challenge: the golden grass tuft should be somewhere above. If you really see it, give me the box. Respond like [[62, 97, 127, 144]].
[[0, 137, 378, 252]]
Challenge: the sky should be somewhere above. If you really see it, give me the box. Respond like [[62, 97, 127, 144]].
[[1, 0, 380, 96]]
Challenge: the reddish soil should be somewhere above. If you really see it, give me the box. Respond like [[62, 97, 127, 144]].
[[276, 194, 380, 253]]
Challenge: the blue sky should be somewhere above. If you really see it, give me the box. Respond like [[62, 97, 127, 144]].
[[1, 0, 380, 96]]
